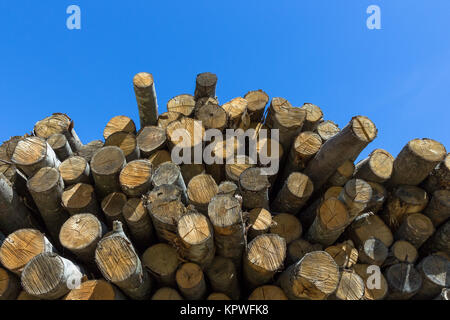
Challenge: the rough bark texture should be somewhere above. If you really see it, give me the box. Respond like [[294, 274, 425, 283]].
[[326, 159, 355, 188], [151, 161, 187, 204], [205, 256, 240, 300], [133, 72, 159, 128], [394, 213, 434, 248], [194, 72, 218, 100], [272, 172, 314, 214], [136, 126, 166, 157], [244, 90, 269, 122], [176, 262, 207, 300], [423, 190, 450, 227], [421, 153, 450, 193], [142, 243, 180, 287], [91, 146, 126, 199], [365, 181, 387, 214]]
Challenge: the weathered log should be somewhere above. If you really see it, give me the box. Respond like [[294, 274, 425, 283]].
[[421, 153, 450, 193], [365, 181, 387, 214], [76, 140, 104, 163], [354, 149, 394, 183], [205, 135, 241, 184], [47, 133, 73, 161], [142, 243, 180, 287], [151, 287, 183, 300], [278, 251, 340, 300], [105, 131, 140, 162], [239, 167, 271, 210], [244, 90, 269, 122], [347, 212, 394, 248], [421, 220, 450, 255], [176, 262, 207, 300], [435, 288, 449, 300], [221, 98, 250, 130], [59, 156, 91, 186], [325, 240, 358, 268], [243, 234, 286, 289], [91, 146, 126, 199], [101, 192, 128, 228], [248, 285, 288, 300], [395, 213, 434, 248], [123, 198, 153, 250], [195, 102, 228, 131], [167, 94, 196, 117], [383, 240, 418, 267], [338, 178, 372, 221], [64, 279, 125, 300], [179, 164, 205, 186], [217, 180, 239, 197], [423, 190, 450, 227], [151, 161, 187, 204], [34, 113, 83, 152], [158, 112, 183, 132], [315, 120, 340, 142], [186, 173, 218, 214], [11, 136, 60, 177], [304, 116, 377, 190], [326, 160, 355, 188], [387, 138, 446, 187], [148, 198, 186, 243], [353, 264, 389, 300], [95, 221, 151, 300], [300, 103, 323, 132], [133, 72, 158, 127], [59, 213, 106, 263], [357, 237, 388, 266], [384, 263, 422, 300], [103, 115, 136, 140], [61, 183, 101, 217], [194, 72, 218, 100], [333, 269, 365, 300], [286, 239, 323, 266], [247, 208, 272, 241], [205, 256, 240, 300], [136, 126, 166, 158], [17, 290, 40, 300], [119, 159, 153, 197], [270, 213, 302, 244], [207, 293, 231, 300], [21, 252, 84, 300], [177, 212, 215, 269], [148, 149, 172, 168], [414, 255, 449, 300], [0, 267, 21, 300], [272, 172, 314, 214], [225, 155, 255, 184]]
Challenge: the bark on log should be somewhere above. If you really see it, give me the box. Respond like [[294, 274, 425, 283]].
[[64, 279, 125, 300], [101, 192, 128, 229], [333, 269, 365, 300], [180, 164, 205, 186], [133, 72, 158, 127], [286, 239, 322, 266], [383, 240, 418, 267], [421, 220, 449, 255], [435, 288, 449, 300], [347, 212, 394, 248], [176, 262, 207, 300], [157, 111, 183, 130], [243, 234, 286, 289], [75, 140, 103, 163], [148, 198, 186, 243], [21, 252, 84, 300], [325, 240, 358, 268], [59, 156, 91, 186], [0, 229, 54, 275], [421, 153, 450, 193], [239, 167, 271, 210], [304, 116, 377, 190], [123, 198, 153, 250], [270, 213, 302, 244], [148, 149, 172, 168], [167, 94, 196, 117], [205, 256, 240, 300], [278, 251, 340, 300], [248, 285, 288, 300], [384, 263, 422, 300], [91, 146, 126, 199], [326, 160, 355, 188], [354, 149, 394, 183], [152, 161, 187, 204], [225, 155, 255, 184], [103, 115, 136, 140], [61, 183, 101, 217], [142, 243, 180, 287], [353, 264, 388, 300], [11, 136, 60, 177], [247, 208, 272, 241], [387, 138, 446, 187], [414, 255, 449, 300], [272, 172, 314, 214], [194, 72, 218, 100], [59, 213, 106, 263], [187, 173, 218, 213], [105, 131, 139, 162], [136, 126, 166, 158], [222, 97, 250, 130], [119, 159, 153, 197], [357, 237, 388, 266], [300, 103, 323, 132], [95, 221, 151, 300], [151, 287, 183, 300], [423, 190, 450, 227], [315, 120, 340, 142], [338, 178, 372, 221], [365, 181, 387, 214], [394, 213, 434, 248], [244, 90, 269, 122], [47, 133, 73, 161], [195, 102, 228, 131], [0, 267, 21, 300]]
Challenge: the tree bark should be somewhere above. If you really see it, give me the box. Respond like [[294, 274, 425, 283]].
[[365, 181, 387, 214], [142, 243, 180, 287], [423, 190, 450, 227], [133, 72, 159, 127], [394, 213, 434, 248], [151, 162, 187, 204], [194, 72, 218, 100], [47, 133, 73, 161], [91, 146, 126, 199], [175, 262, 207, 300], [421, 153, 449, 193], [272, 172, 314, 214], [148, 198, 186, 243], [354, 149, 394, 183], [136, 126, 166, 157], [325, 160, 355, 188], [205, 256, 240, 300], [414, 255, 449, 300], [244, 90, 269, 122], [122, 198, 153, 250], [347, 212, 394, 248]]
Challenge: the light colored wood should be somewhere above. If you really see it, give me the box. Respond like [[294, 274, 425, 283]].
[[151, 287, 183, 300], [59, 156, 90, 186], [247, 208, 272, 241], [357, 237, 388, 266], [176, 262, 207, 300], [105, 131, 139, 162], [136, 126, 166, 157], [119, 159, 153, 197], [167, 94, 196, 117], [272, 172, 314, 214], [326, 160, 355, 187], [225, 155, 255, 183], [353, 264, 388, 300], [91, 146, 126, 199], [383, 240, 418, 267], [195, 102, 228, 131], [347, 212, 394, 248], [239, 167, 271, 210], [222, 97, 250, 130], [101, 192, 128, 228], [151, 161, 187, 203], [187, 173, 218, 213], [414, 255, 450, 300], [395, 213, 434, 248], [354, 149, 394, 183], [133, 72, 158, 127], [315, 120, 340, 142], [64, 279, 125, 300], [287, 239, 322, 265], [325, 240, 358, 268], [218, 181, 239, 197], [248, 285, 288, 300], [301, 103, 323, 132], [423, 190, 450, 227], [142, 243, 180, 287], [61, 183, 101, 217], [103, 115, 136, 140], [76, 140, 103, 162], [148, 198, 186, 242], [422, 153, 450, 193], [338, 178, 372, 221], [148, 149, 172, 168], [244, 90, 269, 122], [194, 72, 217, 100], [270, 213, 302, 244], [334, 269, 365, 300], [123, 198, 153, 249], [0, 267, 21, 300], [384, 263, 422, 300], [205, 256, 240, 300], [47, 133, 73, 161]]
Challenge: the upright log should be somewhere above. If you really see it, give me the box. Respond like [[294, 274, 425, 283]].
[[95, 221, 151, 300], [270, 213, 302, 244], [247, 208, 272, 241], [151, 162, 187, 203], [103, 115, 136, 140], [272, 172, 314, 214], [248, 285, 288, 300], [414, 255, 449, 300], [205, 256, 240, 300], [395, 213, 434, 248], [59, 156, 91, 186], [222, 97, 250, 130], [239, 167, 271, 210], [105, 131, 139, 162], [148, 198, 186, 243], [423, 190, 450, 227], [123, 198, 153, 249], [194, 72, 218, 100], [186, 173, 218, 213], [167, 94, 196, 117], [421, 153, 449, 193], [101, 192, 128, 228], [119, 159, 153, 197], [91, 146, 126, 199], [61, 183, 101, 217], [142, 243, 180, 287], [64, 280, 125, 300], [244, 90, 269, 122], [0, 268, 21, 300], [384, 263, 422, 300], [47, 133, 73, 161], [300, 103, 323, 132], [383, 240, 418, 267], [176, 262, 207, 300], [76, 140, 103, 163], [136, 126, 166, 158], [304, 116, 377, 190], [315, 120, 340, 142], [133, 72, 158, 127], [354, 149, 394, 183]]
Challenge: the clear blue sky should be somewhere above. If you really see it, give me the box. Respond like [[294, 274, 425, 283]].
[[1, 0, 449, 161]]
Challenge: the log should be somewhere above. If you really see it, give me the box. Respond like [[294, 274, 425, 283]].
[[244, 90, 269, 122], [91, 146, 126, 199], [95, 221, 152, 300], [354, 149, 394, 183], [148, 198, 186, 243], [177, 212, 215, 268], [423, 190, 450, 227], [187, 173, 218, 213], [304, 116, 377, 190], [315, 120, 340, 142], [380, 185, 428, 230], [148, 149, 172, 168], [395, 213, 434, 248], [176, 262, 207, 300], [76, 140, 104, 163], [286, 239, 322, 266], [300, 103, 323, 132], [365, 181, 387, 214], [17, 290, 40, 300], [248, 285, 288, 300], [239, 167, 271, 210], [278, 251, 340, 300], [414, 255, 449, 300], [33, 113, 83, 152], [205, 256, 240, 300], [271, 172, 314, 214], [103, 115, 136, 140], [101, 192, 128, 229], [180, 163, 205, 186], [306, 197, 349, 246], [207, 293, 231, 300], [270, 213, 302, 244], [167, 94, 196, 117], [218, 181, 239, 197], [105, 131, 140, 162], [247, 208, 272, 241], [195, 96, 220, 114], [47, 133, 73, 161], [326, 160, 355, 188], [243, 234, 286, 289], [383, 240, 418, 267], [435, 288, 449, 300], [421, 153, 449, 193], [133, 72, 158, 127], [58, 156, 91, 186], [333, 269, 365, 300], [387, 138, 446, 187], [338, 178, 372, 221], [136, 126, 166, 158], [0, 174, 36, 234], [325, 240, 358, 268], [195, 102, 228, 131], [357, 237, 388, 266], [119, 159, 153, 197], [194, 72, 218, 100], [151, 287, 183, 300], [205, 136, 240, 184], [384, 263, 422, 300], [61, 183, 101, 217], [222, 97, 250, 130], [353, 264, 388, 300], [59, 213, 106, 263], [142, 243, 180, 287], [64, 279, 125, 300], [152, 162, 187, 204], [347, 212, 394, 248], [123, 198, 153, 249], [225, 155, 255, 184], [21, 252, 84, 300], [27, 167, 69, 241], [11, 136, 60, 177], [0, 229, 54, 275], [0, 267, 21, 300], [208, 194, 245, 266], [157, 111, 183, 130], [422, 220, 450, 255]]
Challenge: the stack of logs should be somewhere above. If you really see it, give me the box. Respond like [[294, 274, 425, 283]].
[[0, 72, 448, 301]]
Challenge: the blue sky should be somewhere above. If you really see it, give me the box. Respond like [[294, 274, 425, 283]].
[[1, 0, 449, 161]]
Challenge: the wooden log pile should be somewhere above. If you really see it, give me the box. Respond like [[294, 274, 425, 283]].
[[0, 72, 448, 301]]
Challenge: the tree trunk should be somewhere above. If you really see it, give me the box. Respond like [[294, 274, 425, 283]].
[[64, 279, 125, 300], [270, 213, 302, 244], [61, 183, 101, 217], [222, 97, 250, 130], [239, 167, 271, 210], [59, 156, 91, 186], [122, 198, 153, 250], [100, 192, 128, 229], [186, 173, 218, 213], [47, 133, 73, 161], [195, 102, 228, 131], [176, 262, 207, 300], [103, 115, 136, 140], [414, 255, 449, 300], [180, 163, 205, 186], [423, 190, 450, 227], [365, 181, 387, 214], [300, 103, 323, 132], [384, 263, 422, 300], [75, 140, 103, 163], [286, 239, 322, 266], [325, 160, 355, 188], [338, 178, 372, 222], [272, 172, 314, 214], [136, 126, 166, 157], [119, 159, 153, 197], [0, 268, 21, 300], [167, 94, 196, 117], [315, 120, 340, 142], [91, 146, 126, 199], [225, 155, 255, 184], [244, 90, 269, 122], [105, 131, 140, 162], [205, 256, 240, 300], [248, 285, 288, 300], [394, 213, 434, 248], [142, 243, 180, 287], [151, 162, 187, 204], [421, 153, 449, 193], [357, 237, 388, 266], [194, 72, 218, 100], [157, 111, 183, 130], [354, 149, 394, 183], [148, 198, 186, 243], [325, 240, 358, 268], [346, 212, 394, 248], [383, 240, 418, 267], [148, 149, 172, 168], [247, 208, 272, 241], [133, 72, 159, 127]]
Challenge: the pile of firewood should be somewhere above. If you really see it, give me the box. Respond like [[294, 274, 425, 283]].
[[0, 72, 448, 300]]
